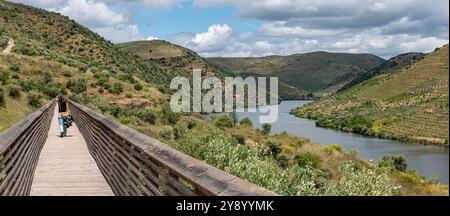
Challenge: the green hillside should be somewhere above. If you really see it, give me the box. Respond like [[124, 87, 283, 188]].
[[292, 45, 449, 146], [0, 0, 447, 196], [208, 52, 385, 94], [339, 52, 426, 91], [119, 40, 307, 100]]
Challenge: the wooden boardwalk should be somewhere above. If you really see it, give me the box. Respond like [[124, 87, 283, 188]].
[[30, 107, 114, 196]]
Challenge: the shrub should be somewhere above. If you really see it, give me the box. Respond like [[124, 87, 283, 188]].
[[140, 109, 156, 125], [67, 79, 86, 94], [160, 126, 174, 140], [239, 117, 253, 127], [9, 64, 20, 72], [8, 85, 21, 99], [276, 153, 291, 168], [325, 144, 344, 154], [0, 71, 8, 84], [378, 154, 408, 172], [163, 106, 180, 124], [214, 115, 234, 128], [186, 118, 197, 129], [62, 71, 72, 77], [27, 91, 42, 108], [259, 140, 282, 157], [108, 82, 123, 95], [125, 92, 133, 98], [134, 83, 143, 91], [294, 152, 321, 168], [109, 104, 125, 117], [19, 80, 34, 92], [262, 123, 272, 135], [232, 134, 245, 145]]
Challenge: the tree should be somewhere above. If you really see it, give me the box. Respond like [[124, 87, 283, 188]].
[[378, 154, 407, 172], [214, 115, 234, 128], [262, 123, 272, 135]]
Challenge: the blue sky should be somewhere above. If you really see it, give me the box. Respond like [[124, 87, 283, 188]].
[[9, 0, 450, 58]]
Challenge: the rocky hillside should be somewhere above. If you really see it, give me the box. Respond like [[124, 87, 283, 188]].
[[292, 45, 449, 146], [208, 52, 385, 95]]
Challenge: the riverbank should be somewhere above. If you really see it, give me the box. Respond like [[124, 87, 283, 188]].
[[230, 101, 448, 185], [291, 107, 449, 147], [291, 103, 449, 147]]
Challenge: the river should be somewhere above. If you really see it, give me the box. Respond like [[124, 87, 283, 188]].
[[229, 100, 449, 184]]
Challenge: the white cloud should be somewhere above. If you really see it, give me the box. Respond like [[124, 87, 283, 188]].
[[107, 0, 182, 9], [190, 24, 233, 52], [146, 36, 160, 40], [369, 2, 387, 12], [260, 21, 341, 38], [57, 0, 125, 28]]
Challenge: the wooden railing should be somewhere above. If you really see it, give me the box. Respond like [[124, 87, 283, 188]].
[[70, 100, 277, 196], [0, 101, 55, 196]]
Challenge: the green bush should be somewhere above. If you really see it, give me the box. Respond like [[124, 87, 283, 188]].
[[378, 154, 408, 172], [239, 117, 253, 127], [232, 134, 246, 145], [160, 126, 174, 140], [109, 104, 125, 117], [7, 85, 21, 99], [262, 123, 272, 135], [186, 118, 197, 129], [134, 83, 143, 91], [276, 153, 291, 168], [163, 106, 180, 124], [108, 82, 123, 95], [294, 152, 321, 168], [140, 109, 156, 125], [0, 71, 9, 84], [325, 144, 344, 154], [27, 91, 42, 108], [67, 79, 86, 94], [259, 140, 282, 157], [214, 115, 234, 128], [19, 80, 34, 92], [9, 64, 20, 72]]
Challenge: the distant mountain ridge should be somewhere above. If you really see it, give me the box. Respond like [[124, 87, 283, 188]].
[[119, 40, 308, 100], [208, 52, 385, 95]]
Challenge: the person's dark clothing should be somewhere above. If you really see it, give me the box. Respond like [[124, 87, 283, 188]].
[[59, 100, 67, 112]]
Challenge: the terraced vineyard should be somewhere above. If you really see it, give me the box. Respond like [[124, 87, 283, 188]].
[[292, 45, 449, 146]]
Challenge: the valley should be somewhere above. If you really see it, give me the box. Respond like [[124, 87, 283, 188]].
[[0, 0, 448, 196]]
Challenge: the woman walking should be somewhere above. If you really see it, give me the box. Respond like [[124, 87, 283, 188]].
[[57, 96, 71, 137]]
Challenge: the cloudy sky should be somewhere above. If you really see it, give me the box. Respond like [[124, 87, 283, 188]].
[[10, 0, 450, 58]]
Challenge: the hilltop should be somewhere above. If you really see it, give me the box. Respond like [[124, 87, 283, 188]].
[[208, 52, 385, 95], [292, 45, 449, 146]]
